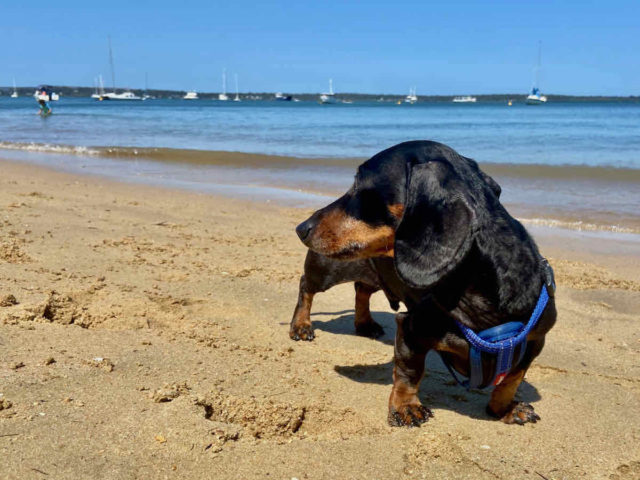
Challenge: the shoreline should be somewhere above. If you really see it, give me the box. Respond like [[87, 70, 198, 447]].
[[1, 159, 638, 479], [2, 146, 640, 235], [4, 140, 640, 178]]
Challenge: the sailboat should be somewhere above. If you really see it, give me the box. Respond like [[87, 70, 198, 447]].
[[91, 75, 105, 99], [526, 42, 547, 105], [319, 78, 336, 104], [142, 72, 154, 100], [218, 68, 229, 101], [233, 74, 241, 102], [404, 87, 417, 104], [99, 37, 141, 101], [10, 78, 18, 98]]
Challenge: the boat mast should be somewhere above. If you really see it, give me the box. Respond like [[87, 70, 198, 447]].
[[329, 78, 333, 95], [234, 74, 239, 101], [222, 68, 227, 95], [533, 41, 542, 91], [108, 36, 116, 93]]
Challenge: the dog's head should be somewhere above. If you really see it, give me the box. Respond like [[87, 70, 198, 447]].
[[296, 141, 501, 289]]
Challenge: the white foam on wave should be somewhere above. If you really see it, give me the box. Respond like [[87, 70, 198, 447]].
[[520, 217, 638, 234], [0, 141, 101, 156]]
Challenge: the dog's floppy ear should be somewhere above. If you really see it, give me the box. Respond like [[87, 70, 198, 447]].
[[394, 161, 478, 289]]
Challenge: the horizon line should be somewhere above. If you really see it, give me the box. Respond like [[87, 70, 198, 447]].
[[2, 85, 639, 98]]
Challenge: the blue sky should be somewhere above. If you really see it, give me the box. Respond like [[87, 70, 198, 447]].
[[2, 1, 639, 95]]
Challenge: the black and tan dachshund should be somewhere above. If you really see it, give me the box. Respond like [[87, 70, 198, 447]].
[[294, 140, 557, 426]]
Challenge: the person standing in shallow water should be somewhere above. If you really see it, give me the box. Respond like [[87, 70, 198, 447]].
[[37, 99, 51, 116]]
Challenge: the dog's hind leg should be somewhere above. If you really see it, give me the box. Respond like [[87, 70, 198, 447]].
[[487, 338, 545, 424], [289, 275, 316, 341], [353, 281, 384, 338], [388, 312, 433, 427]]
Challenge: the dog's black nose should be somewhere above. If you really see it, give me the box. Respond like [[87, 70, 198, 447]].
[[296, 219, 314, 242]]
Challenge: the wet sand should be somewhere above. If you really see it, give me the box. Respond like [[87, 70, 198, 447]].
[[1, 159, 639, 480], [2, 143, 640, 234]]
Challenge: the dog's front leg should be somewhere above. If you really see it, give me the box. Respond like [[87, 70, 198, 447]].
[[289, 275, 316, 341], [388, 312, 433, 427], [487, 338, 545, 424]]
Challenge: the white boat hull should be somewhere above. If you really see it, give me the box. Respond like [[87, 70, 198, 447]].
[[525, 94, 547, 105], [453, 96, 477, 103], [100, 92, 142, 101], [320, 94, 336, 104]]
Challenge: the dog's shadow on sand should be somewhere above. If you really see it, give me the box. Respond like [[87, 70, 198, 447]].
[[312, 310, 542, 422], [311, 311, 397, 345]]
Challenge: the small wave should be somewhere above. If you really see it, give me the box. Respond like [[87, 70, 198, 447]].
[[2, 141, 639, 182], [0, 141, 358, 169], [520, 217, 639, 234], [0, 141, 102, 156], [0, 141, 162, 160], [483, 162, 640, 183]]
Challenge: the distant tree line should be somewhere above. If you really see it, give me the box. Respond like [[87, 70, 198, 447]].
[[2, 86, 638, 103]]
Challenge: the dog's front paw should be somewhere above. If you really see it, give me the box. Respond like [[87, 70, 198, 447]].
[[388, 404, 433, 427], [289, 323, 315, 341], [490, 402, 540, 425], [355, 320, 384, 339]]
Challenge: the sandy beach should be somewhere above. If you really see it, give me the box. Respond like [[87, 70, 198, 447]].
[[1, 159, 639, 480]]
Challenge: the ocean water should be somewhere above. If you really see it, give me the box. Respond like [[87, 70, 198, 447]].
[[1, 97, 639, 232], [2, 97, 640, 166]]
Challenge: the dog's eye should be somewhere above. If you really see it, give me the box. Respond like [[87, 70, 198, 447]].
[[351, 189, 387, 225]]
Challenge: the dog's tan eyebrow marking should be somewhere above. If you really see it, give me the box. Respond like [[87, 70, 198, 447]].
[[388, 203, 404, 219]]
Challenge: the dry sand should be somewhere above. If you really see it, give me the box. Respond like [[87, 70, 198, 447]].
[[1, 159, 639, 480]]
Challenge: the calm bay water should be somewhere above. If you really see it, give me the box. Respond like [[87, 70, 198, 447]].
[[1, 97, 639, 232], [1, 97, 639, 167]]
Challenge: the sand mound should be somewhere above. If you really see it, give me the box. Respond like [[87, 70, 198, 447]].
[[0, 294, 18, 307], [0, 290, 97, 327], [610, 461, 640, 480], [0, 397, 13, 411], [0, 238, 31, 263], [151, 382, 190, 403], [196, 391, 305, 439], [40, 291, 83, 325], [551, 258, 640, 291]]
